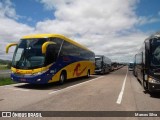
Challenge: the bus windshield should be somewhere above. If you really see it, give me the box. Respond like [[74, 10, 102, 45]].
[[151, 39, 160, 69], [95, 57, 102, 68], [12, 38, 47, 69]]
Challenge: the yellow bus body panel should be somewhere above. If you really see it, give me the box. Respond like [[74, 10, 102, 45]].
[[11, 64, 52, 74], [48, 61, 95, 83]]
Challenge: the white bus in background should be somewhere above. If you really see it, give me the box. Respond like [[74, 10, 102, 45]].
[[95, 55, 111, 74]]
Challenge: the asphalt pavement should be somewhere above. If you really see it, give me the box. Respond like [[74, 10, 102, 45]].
[[0, 67, 160, 120]]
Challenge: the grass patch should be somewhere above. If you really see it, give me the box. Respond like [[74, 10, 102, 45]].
[[0, 77, 16, 86], [0, 65, 9, 70]]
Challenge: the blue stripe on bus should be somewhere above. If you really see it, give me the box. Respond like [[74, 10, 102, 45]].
[[11, 55, 87, 84]]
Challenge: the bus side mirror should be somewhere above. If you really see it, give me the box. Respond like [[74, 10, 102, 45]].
[[6, 43, 17, 54], [42, 41, 56, 54]]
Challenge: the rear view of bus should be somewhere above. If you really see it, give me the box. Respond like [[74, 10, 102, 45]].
[[6, 34, 95, 84]]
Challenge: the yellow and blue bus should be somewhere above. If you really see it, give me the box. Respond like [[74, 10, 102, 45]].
[[6, 34, 95, 84]]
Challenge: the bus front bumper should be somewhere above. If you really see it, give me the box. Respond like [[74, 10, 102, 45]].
[[148, 82, 160, 92], [10, 73, 52, 84], [95, 69, 103, 74]]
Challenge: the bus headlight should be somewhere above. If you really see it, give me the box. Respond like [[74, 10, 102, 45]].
[[37, 78, 41, 82], [33, 70, 48, 76], [148, 77, 160, 84], [34, 72, 41, 75]]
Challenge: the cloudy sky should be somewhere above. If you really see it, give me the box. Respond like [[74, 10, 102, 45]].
[[0, 0, 160, 62]]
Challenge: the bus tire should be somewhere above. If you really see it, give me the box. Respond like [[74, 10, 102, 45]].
[[86, 70, 90, 78], [101, 69, 105, 75], [59, 72, 66, 85]]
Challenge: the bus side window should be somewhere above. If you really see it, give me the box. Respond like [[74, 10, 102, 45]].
[[50, 37, 63, 57]]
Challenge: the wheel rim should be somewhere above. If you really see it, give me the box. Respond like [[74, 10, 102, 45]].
[[60, 74, 64, 83], [87, 71, 90, 77]]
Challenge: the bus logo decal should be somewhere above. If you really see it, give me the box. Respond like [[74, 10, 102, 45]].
[[73, 63, 87, 77]]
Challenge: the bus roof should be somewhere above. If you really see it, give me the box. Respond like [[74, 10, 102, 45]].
[[22, 34, 92, 52], [145, 32, 160, 41], [95, 55, 104, 57]]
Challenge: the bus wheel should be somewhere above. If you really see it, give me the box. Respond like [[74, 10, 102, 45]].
[[86, 70, 90, 78], [59, 72, 66, 85], [101, 69, 105, 75]]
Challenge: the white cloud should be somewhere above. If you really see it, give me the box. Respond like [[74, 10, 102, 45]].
[[0, 0, 34, 60], [0, 0, 18, 19], [36, 0, 147, 62], [38, 0, 139, 32], [0, 0, 157, 62]]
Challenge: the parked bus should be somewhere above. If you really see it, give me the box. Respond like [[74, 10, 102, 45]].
[[128, 62, 134, 71], [133, 55, 136, 76], [134, 32, 160, 92], [6, 34, 95, 84], [111, 62, 118, 71], [95, 55, 111, 74]]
